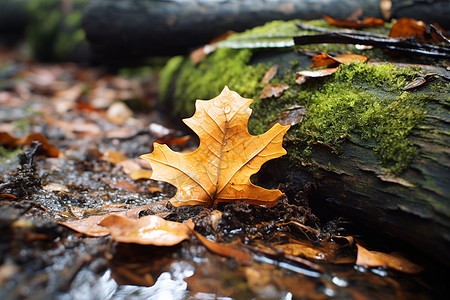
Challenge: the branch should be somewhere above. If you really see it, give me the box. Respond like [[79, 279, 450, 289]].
[[294, 32, 450, 59]]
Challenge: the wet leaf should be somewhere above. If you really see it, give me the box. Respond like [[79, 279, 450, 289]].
[[269, 105, 306, 127], [311, 52, 369, 68], [192, 230, 251, 265], [259, 83, 290, 99], [323, 14, 384, 29], [0, 132, 59, 157], [59, 201, 170, 236], [295, 67, 339, 85], [356, 244, 424, 274], [99, 215, 194, 246], [141, 86, 290, 207], [389, 18, 426, 40]]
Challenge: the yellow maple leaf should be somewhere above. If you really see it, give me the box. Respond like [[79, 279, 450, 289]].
[[140, 86, 290, 207]]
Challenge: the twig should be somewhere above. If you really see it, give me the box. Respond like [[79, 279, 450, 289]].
[[296, 22, 388, 38], [430, 24, 450, 45], [294, 32, 450, 59]]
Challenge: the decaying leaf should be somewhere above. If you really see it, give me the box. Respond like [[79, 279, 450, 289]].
[[141, 87, 290, 207], [403, 74, 436, 91], [59, 200, 170, 236], [311, 52, 369, 68], [192, 230, 251, 265], [356, 244, 424, 274], [295, 67, 339, 85], [99, 215, 194, 246], [269, 105, 306, 127], [261, 65, 279, 84], [389, 18, 426, 40], [323, 13, 384, 29], [260, 83, 290, 99], [0, 132, 59, 157]]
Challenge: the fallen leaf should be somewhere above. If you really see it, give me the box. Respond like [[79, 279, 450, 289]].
[[261, 65, 279, 83], [403, 74, 436, 90], [59, 200, 170, 236], [260, 83, 290, 99], [323, 14, 384, 28], [129, 169, 153, 181], [295, 67, 339, 85], [311, 52, 369, 68], [269, 105, 306, 127], [356, 244, 424, 274], [190, 44, 218, 64], [42, 183, 69, 193], [0, 132, 59, 157], [99, 214, 194, 246], [0, 193, 17, 200], [141, 86, 290, 207], [389, 18, 426, 40], [101, 150, 128, 164], [310, 52, 338, 68], [192, 230, 251, 265]]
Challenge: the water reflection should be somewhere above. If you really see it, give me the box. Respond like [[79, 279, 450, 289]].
[[98, 269, 189, 300]]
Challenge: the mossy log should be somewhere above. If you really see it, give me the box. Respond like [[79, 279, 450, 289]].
[[159, 20, 450, 264]]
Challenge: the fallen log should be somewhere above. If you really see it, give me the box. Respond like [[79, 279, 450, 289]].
[[82, 0, 383, 62], [158, 20, 450, 265]]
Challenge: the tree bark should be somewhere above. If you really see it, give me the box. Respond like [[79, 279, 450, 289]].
[[82, 0, 382, 62]]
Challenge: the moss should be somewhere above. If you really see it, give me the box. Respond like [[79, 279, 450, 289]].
[[249, 62, 430, 173], [171, 48, 267, 117], [158, 56, 185, 103], [0, 146, 21, 164], [26, 0, 88, 61]]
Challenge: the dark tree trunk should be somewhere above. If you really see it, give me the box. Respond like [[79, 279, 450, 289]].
[[82, 0, 382, 62]]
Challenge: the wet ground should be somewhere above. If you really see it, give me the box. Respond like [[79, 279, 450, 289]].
[[1, 47, 449, 299]]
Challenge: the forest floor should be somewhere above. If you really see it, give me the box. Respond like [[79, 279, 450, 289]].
[[0, 46, 449, 299]]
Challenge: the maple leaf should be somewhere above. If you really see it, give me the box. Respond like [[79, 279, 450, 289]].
[[141, 86, 290, 207]]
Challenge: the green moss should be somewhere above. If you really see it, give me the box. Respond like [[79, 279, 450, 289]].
[[0, 146, 21, 164], [249, 62, 428, 173], [158, 56, 185, 103], [171, 48, 267, 117], [26, 0, 88, 61]]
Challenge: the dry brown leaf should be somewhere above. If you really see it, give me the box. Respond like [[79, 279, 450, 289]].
[[141, 86, 290, 207], [99, 214, 194, 246], [269, 105, 306, 128], [295, 67, 339, 85], [259, 83, 290, 99], [129, 169, 153, 181], [403, 74, 436, 91], [261, 65, 279, 84], [190, 44, 218, 64], [102, 150, 127, 164], [356, 244, 424, 274]]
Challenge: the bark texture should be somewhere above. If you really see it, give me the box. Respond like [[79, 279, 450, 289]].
[[82, 0, 382, 61]]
